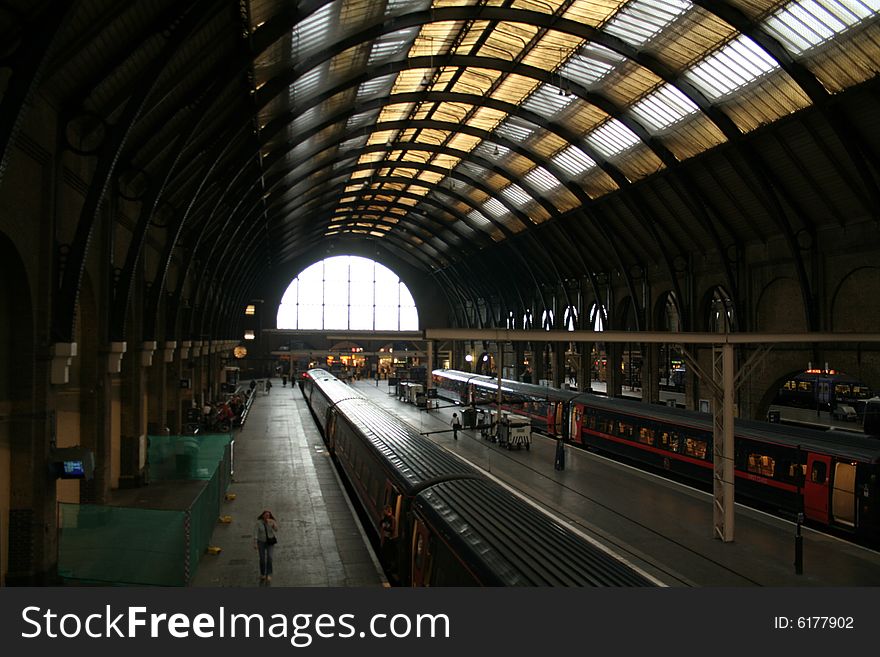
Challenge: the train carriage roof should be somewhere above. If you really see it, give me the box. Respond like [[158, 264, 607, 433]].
[[306, 369, 367, 405], [432, 369, 491, 385], [415, 478, 654, 587], [436, 369, 578, 402], [574, 393, 880, 463], [334, 397, 478, 492], [470, 377, 579, 403]]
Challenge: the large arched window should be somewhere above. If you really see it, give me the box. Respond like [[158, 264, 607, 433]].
[[276, 256, 418, 330]]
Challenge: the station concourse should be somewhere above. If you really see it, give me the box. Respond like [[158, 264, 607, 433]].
[[1, 1, 880, 587]]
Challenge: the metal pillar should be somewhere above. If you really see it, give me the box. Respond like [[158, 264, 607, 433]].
[[711, 343, 736, 542]]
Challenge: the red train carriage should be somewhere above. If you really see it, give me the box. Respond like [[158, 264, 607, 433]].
[[569, 394, 880, 540]]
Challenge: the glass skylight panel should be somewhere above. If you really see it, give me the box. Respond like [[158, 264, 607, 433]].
[[763, 0, 879, 56], [356, 73, 398, 102], [467, 209, 493, 228], [338, 135, 368, 152], [473, 142, 510, 160], [291, 66, 324, 101], [521, 83, 575, 119], [385, 0, 430, 16], [558, 43, 625, 88], [291, 106, 322, 134], [552, 144, 597, 177], [458, 161, 490, 179], [494, 117, 536, 143], [333, 156, 358, 171], [501, 184, 532, 207], [524, 166, 562, 192], [367, 27, 420, 66], [483, 197, 509, 218], [291, 3, 336, 58], [603, 0, 693, 47], [346, 110, 380, 131], [685, 35, 781, 101], [630, 83, 700, 132], [586, 119, 641, 158]]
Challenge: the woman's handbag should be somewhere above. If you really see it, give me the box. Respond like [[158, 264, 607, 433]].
[[264, 523, 277, 545]]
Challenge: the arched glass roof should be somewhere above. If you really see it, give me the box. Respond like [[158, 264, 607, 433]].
[[245, 0, 879, 269]]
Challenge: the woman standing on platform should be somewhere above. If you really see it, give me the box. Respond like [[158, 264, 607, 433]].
[[253, 510, 279, 582]]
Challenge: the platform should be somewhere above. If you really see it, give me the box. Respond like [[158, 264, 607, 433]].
[[189, 381, 385, 587]]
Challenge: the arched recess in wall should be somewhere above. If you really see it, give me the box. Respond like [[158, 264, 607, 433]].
[[0, 232, 34, 586], [654, 291, 685, 392], [830, 267, 880, 389], [702, 285, 737, 333], [75, 273, 100, 503], [831, 268, 880, 331], [755, 277, 806, 332], [617, 297, 640, 390], [585, 301, 607, 384]]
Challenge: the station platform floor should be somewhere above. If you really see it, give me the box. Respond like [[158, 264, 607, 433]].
[[186, 377, 880, 588], [188, 383, 386, 587]]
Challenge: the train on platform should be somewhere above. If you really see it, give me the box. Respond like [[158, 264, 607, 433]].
[[431, 369, 577, 438], [773, 369, 873, 413], [299, 369, 656, 587], [431, 369, 880, 542]]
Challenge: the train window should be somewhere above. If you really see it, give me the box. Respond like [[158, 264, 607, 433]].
[[798, 381, 813, 392], [638, 427, 655, 446], [835, 384, 851, 397], [747, 453, 775, 478], [685, 437, 708, 460], [783, 380, 796, 390], [853, 385, 871, 398], [811, 462, 827, 484], [618, 421, 634, 438], [662, 431, 680, 452]]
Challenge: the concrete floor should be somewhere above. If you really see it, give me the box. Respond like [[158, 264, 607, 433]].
[[190, 382, 386, 587]]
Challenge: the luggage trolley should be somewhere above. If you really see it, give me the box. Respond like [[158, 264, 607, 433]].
[[497, 413, 531, 450]]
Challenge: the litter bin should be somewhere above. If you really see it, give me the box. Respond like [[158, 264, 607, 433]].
[[463, 407, 477, 428]]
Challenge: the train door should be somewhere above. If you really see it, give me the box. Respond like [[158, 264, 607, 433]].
[[831, 462, 856, 528], [325, 408, 338, 452], [569, 403, 584, 445], [804, 453, 832, 523], [546, 402, 556, 436], [817, 378, 831, 409], [410, 518, 434, 587]]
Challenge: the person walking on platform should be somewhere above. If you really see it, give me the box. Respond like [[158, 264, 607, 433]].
[[451, 412, 462, 440], [253, 510, 279, 582]]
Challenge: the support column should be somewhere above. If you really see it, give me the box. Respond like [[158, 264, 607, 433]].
[[552, 344, 565, 388], [578, 343, 593, 392], [512, 342, 525, 381], [533, 341, 546, 384], [606, 342, 623, 397], [713, 344, 736, 542], [642, 342, 660, 404]]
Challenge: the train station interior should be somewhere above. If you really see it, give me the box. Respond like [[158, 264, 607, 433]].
[[1, 0, 879, 586]]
